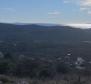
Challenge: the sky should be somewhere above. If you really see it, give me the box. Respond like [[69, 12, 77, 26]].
[[0, 0, 91, 24]]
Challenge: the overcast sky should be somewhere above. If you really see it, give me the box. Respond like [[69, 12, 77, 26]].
[[0, 0, 91, 24]]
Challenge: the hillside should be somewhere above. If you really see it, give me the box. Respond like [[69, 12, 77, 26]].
[[0, 23, 91, 78], [0, 23, 91, 43]]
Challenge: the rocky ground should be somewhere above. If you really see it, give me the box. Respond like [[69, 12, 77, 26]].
[[0, 74, 91, 84]]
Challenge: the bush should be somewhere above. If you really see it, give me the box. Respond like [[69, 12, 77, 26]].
[[56, 62, 69, 74]]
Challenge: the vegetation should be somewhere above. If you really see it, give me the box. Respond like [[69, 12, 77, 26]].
[[0, 23, 91, 83]]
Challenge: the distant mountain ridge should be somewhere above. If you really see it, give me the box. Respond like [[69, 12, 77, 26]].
[[0, 23, 91, 43], [14, 23, 61, 26], [14, 23, 91, 29]]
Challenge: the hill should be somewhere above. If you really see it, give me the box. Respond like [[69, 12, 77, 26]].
[[0, 23, 91, 77]]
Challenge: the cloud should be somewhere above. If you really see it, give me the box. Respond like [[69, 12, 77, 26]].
[[63, 0, 70, 3], [63, 0, 91, 15], [48, 11, 61, 15], [87, 10, 91, 14], [79, 0, 91, 15], [80, 7, 88, 11], [0, 8, 15, 12], [67, 23, 91, 28], [80, 0, 91, 6], [63, 0, 91, 7]]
